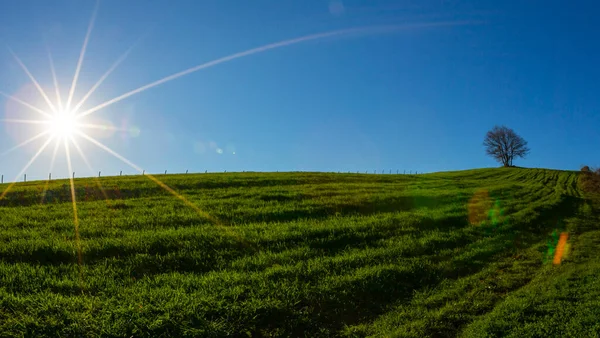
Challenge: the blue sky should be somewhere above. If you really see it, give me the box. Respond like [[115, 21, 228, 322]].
[[0, 0, 599, 181]]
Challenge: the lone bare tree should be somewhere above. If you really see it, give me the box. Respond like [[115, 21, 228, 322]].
[[483, 125, 530, 167]]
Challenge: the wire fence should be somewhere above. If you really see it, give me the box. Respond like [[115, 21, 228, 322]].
[[0, 169, 424, 184]]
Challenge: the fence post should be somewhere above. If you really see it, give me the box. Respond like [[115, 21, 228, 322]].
[[73, 172, 75, 179], [99, 171, 101, 177], [49, 173, 51, 180], [1, 175, 3, 184], [186, 170, 188, 174], [120, 171, 122, 176], [165, 170, 167, 175], [24, 174, 26, 182], [142, 170, 145, 175], [389, 169, 391, 174]]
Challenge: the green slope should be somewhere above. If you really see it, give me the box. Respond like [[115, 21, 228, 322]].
[[0, 168, 597, 337]]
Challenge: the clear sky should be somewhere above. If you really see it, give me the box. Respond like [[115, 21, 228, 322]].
[[0, 0, 598, 182]]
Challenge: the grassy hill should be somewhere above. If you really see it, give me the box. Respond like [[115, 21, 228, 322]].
[[0, 168, 598, 337]]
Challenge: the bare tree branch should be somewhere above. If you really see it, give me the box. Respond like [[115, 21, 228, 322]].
[[483, 125, 530, 167]]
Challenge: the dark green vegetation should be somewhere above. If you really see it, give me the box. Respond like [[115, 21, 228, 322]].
[[0, 168, 599, 337]]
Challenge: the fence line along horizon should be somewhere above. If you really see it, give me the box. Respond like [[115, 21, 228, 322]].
[[0, 169, 424, 184]]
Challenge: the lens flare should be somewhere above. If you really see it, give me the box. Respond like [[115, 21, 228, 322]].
[[468, 189, 493, 226], [545, 229, 570, 265], [7, 48, 57, 113], [553, 232, 569, 265], [0, 90, 52, 118]]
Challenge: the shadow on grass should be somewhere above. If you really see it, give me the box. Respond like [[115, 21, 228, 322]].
[[0, 246, 74, 265], [509, 195, 584, 248], [254, 262, 445, 337], [256, 195, 586, 336], [223, 195, 461, 225], [255, 214, 469, 254]]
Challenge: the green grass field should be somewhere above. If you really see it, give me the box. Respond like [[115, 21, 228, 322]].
[[0, 168, 599, 337]]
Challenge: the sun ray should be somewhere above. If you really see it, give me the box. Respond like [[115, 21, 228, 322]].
[[0, 135, 54, 199], [70, 136, 96, 174], [7, 47, 57, 113], [0, 91, 53, 119], [1, 118, 50, 125], [1, 130, 52, 156], [70, 136, 112, 203], [77, 21, 469, 119], [76, 122, 128, 132], [64, 138, 84, 290], [76, 130, 218, 223], [71, 40, 139, 114], [75, 131, 258, 251], [40, 140, 61, 204], [65, 0, 100, 110], [76, 131, 139, 171], [46, 47, 64, 112]]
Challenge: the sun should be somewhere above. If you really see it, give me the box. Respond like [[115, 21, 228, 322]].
[[48, 110, 79, 139]]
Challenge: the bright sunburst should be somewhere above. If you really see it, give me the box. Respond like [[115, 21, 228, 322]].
[[48, 110, 79, 139]]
